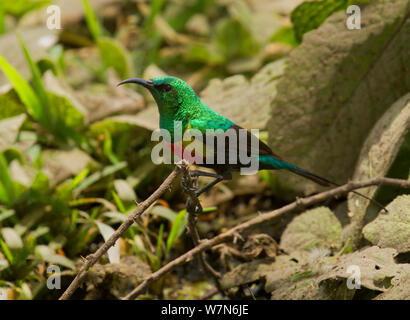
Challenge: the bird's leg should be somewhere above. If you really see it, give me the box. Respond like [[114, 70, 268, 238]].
[[189, 170, 221, 179], [195, 176, 224, 197], [194, 171, 232, 197]]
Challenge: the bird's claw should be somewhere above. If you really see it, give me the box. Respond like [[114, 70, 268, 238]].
[[186, 197, 203, 215]]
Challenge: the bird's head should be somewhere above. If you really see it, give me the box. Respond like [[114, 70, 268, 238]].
[[118, 76, 200, 116]]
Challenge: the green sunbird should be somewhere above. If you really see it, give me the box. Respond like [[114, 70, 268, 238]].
[[118, 76, 384, 210]]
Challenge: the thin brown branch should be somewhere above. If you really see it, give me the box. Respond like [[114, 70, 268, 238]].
[[59, 166, 182, 300], [122, 177, 410, 300], [180, 166, 225, 295]]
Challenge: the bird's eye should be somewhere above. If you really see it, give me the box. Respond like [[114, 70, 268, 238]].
[[157, 84, 173, 92]]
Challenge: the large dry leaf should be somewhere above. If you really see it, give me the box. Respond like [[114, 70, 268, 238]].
[[9, 160, 36, 187], [221, 255, 303, 291], [1, 227, 23, 249], [95, 221, 120, 264], [0, 114, 26, 151], [268, 0, 410, 194], [89, 110, 159, 134], [374, 274, 410, 300], [280, 207, 342, 253], [220, 258, 276, 290], [84, 256, 151, 299], [220, 252, 331, 299], [270, 275, 326, 300], [200, 59, 287, 130], [363, 195, 410, 253], [35, 245, 75, 270], [78, 70, 144, 123], [347, 94, 410, 220], [113, 179, 137, 203], [41, 149, 95, 186], [317, 246, 407, 292], [43, 70, 144, 124]]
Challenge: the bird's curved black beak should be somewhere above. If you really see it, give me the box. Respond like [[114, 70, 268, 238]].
[[117, 78, 154, 89]]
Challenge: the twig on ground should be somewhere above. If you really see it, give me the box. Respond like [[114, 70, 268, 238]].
[[122, 177, 410, 300], [59, 166, 182, 300], [199, 289, 219, 300]]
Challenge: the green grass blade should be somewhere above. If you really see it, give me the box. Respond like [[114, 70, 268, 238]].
[[18, 36, 50, 113], [0, 1, 5, 35], [0, 56, 42, 120], [73, 162, 127, 194], [112, 191, 126, 213], [156, 224, 164, 269], [82, 0, 101, 41], [103, 130, 120, 164], [145, 0, 163, 29], [166, 209, 188, 254], [0, 238, 14, 264], [0, 152, 15, 206]]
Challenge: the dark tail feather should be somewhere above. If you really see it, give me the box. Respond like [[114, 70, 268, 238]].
[[288, 167, 387, 212], [288, 167, 333, 187]]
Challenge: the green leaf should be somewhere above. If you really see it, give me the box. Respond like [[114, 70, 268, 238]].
[[291, 0, 349, 42], [46, 92, 85, 130], [30, 171, 49, 192], [0, 91, 26, 120], [97, 37, 130, 79], [214, 18, 260, 61], [270, 26, 298, 47], [89, 113, 158, 135], [42, 71, 86, 135], [187, 43, 224, 65]]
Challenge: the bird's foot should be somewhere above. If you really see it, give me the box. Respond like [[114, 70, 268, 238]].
[[185, 197, 203, 215]]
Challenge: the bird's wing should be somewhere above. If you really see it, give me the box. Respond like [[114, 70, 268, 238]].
[[187, 118, 281, 159]]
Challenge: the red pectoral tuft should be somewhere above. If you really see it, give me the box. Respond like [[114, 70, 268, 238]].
[[165, 141, 201, 164]]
